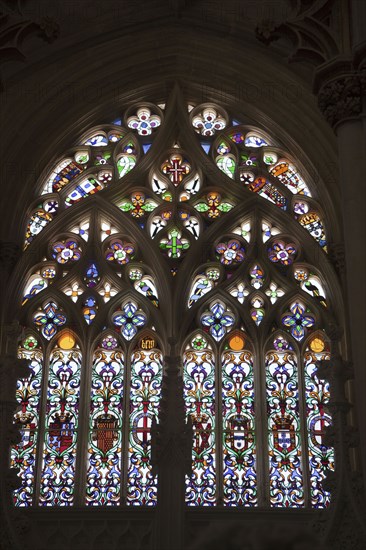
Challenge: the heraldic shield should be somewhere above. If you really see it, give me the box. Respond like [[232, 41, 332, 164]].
[[92, 414, 118, 454]]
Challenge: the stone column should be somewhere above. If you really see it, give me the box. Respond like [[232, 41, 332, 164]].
[[316, 325, 366, 549], [0, 322, 31, 550], [151, 339, 192, 550], [317, 63, 366, 493]]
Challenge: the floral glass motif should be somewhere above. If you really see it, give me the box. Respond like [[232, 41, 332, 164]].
[[273, 335, 293, 351], [101, 335, 118, 349], [282, 302, 315, 341], [194, 192, 233, 219], [71, 220, 89, 241], [160, 228, 190, 258], [250, 296, 265, 326], [127, 348, 163, 505], [84, 263, 100, 288], [184, 344, 216, 505], [98, 282, 118, 303], [100, 220, 118, 241], [52, 240, 81, 264], [161, 154, 191, 186], [127, 107, 161, 136], [11, 339, 43, 506], [222, 347, 256, 506], [240, 153, 258, 168], [232, 221, 251, 242], [112, 301, 147, 340], [39, 347, 81, 505], [266, 347, 304, 507], [33, 301, 67, 340], [64, 282, 83, 303], [216, 240, 245, 266], [192, 107, 226, 136], [262, 221, 280, 243], [270, 161, 311, 196], [249, 264, 264, 289], [229, 281, 249, 304], [119, 192, 158, 218], [201, 301, 235, 341], [86, 346, 124, 505], [268, 241, 297, 266], [83, 297, 97, 324], [304, 344, 334, 508], [265, 281, 285, 304], [105, 240, 135, 265]]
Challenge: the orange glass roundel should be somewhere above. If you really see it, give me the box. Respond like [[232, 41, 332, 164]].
[[310, 336, 325, 353], [229, 334, 245, 351], [58, 331, 76, 350]]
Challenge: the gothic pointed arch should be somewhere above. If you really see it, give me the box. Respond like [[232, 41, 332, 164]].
[[6, 86, 344, 517]]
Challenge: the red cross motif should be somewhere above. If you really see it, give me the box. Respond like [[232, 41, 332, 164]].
[[312, 406, 327, 446], [162, 155, 190, 186], [135, 404, 151, 448]]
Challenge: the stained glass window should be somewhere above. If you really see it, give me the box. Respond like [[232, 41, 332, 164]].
[[11, 97, 338, 513]]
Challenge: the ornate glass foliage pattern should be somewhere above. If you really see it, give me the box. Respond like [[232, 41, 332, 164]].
[[184, 342, 216, 506], [127, 348, 163, 505], [266, 346, 304, 507], [11, 338, 43, 507], [222, 348, 256, 506], [304, 342, 334, 508], [86, 345, 124, 506], [39, 347, 82, 506]]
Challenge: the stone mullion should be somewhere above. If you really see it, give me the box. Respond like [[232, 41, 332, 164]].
[[152, 344, 192, 550], [73, 346, 91, 506]]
